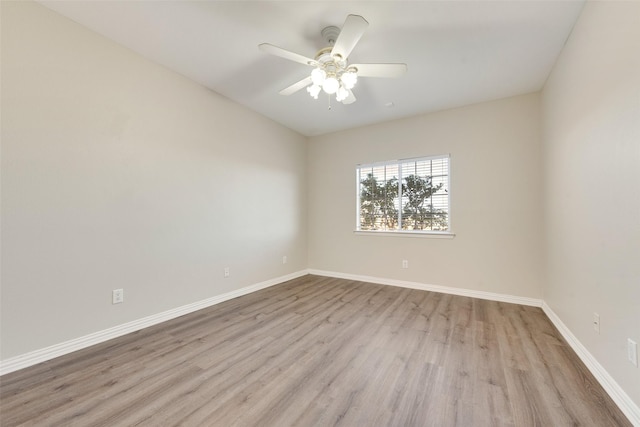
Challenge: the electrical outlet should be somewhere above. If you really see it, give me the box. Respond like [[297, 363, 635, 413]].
[[282, 255, 287, 264], [628, 339, 638, 367], [402, 260, 409, 269], [224, 267, 230, 278], [112, 289, 124, 304]]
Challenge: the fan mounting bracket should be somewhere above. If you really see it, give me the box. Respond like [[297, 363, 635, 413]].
[[321, 26, 340, 46]]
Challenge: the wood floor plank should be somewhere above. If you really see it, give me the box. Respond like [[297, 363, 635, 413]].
[[0, 275, 632, 426]]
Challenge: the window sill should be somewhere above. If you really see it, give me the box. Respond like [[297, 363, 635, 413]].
[[353, 230, 455, 239]]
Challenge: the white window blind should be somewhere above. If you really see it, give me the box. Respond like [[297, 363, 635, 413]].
[[356, 155, 450, 233]]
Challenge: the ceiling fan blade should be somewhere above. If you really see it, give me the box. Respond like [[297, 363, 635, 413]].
[[259, 43, 317, 66], [279, 76, 313, 96], [351, 63, 407, 78], [342, 90, 357, 105], [331, 15, 369, 60]]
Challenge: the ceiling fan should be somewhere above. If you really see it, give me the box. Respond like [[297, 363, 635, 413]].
[[259, 14, 407, 105]]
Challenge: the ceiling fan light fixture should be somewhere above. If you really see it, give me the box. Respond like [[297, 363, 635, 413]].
[[307, 84, 321, 99], [336, 86, 349, 102], [322, 76, 340, 94], [311, 68, 326, 86], [341, 70, 357, 89]]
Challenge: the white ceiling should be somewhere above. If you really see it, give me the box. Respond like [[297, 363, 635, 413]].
[[38, 1, 585, 137]]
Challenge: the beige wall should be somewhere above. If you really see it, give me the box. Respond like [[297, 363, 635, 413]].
[[541, 1, 640, 406], [308, 93, 544, 299], [1, 2, 307, 359]]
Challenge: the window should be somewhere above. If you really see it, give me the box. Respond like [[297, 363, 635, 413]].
[[356, 155, 450, 233]]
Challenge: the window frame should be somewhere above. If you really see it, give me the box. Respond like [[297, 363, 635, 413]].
[[354, 154, 454, 238]]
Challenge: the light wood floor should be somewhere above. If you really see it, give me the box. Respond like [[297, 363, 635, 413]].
[[0, 275, 631, 426]]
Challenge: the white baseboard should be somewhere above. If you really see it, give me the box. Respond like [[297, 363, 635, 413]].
[[0, 270, 308, 376], [542, 302, 640, 426], [308, 269, 543, 307]]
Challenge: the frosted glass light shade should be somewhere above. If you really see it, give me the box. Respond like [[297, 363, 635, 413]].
[[336, 86, 349, 102], [307, 84, 321, 99], [311, 68, 326, 86], [341, 71, 357, 89], [322, 77, 339, 94]]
